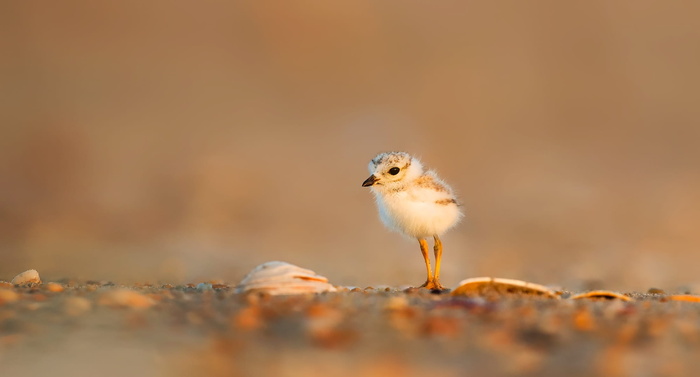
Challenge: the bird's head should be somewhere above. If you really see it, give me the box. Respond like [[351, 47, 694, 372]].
[[362, 151, 423, 190]]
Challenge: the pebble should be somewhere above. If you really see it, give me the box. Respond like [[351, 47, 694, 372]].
[[304, 303, 352, 348], [11, 269, 41, 285], [98, 289, 155, 309], [232, 306, 264, 331], [0, 289, 19, 305], [384, 296, 409, 310], [64, 296, 92, 316], [45, 282, 65, 292]]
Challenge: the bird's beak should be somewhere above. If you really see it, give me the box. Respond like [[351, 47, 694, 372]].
[[362, 174, 379, 187]]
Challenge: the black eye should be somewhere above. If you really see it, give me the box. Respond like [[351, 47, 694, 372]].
[[388, 167, 400, 175]]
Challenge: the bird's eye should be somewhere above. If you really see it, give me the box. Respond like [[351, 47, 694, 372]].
[[388, 167, 400, 175]]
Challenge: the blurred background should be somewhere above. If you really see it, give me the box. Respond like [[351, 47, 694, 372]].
[[1, 1, 699, 291]]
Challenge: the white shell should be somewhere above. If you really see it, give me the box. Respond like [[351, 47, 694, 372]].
[[236, 261, 337, 295], [11, 269, 41, 285]]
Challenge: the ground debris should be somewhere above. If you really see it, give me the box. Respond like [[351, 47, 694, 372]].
[[0, 283, 699, 377]]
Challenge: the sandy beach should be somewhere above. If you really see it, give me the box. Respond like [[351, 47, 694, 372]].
[[2, 278, 700, 377], [3, 3, 700, 376]]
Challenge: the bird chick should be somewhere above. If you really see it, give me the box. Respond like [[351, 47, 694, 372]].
[[362, 152, 463, 290]]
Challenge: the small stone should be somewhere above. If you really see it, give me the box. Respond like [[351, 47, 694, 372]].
[[11, 270, 41, 285], [305, 304, 352, 348], [647, 287, 665, 295], [186, 312, 204, 325], [196, 283, 213, 291], [45, 283, 65, 293], [0, 310, 15, 322], [25, 302, 43, 311], [573, 308, 596, 331], [0, 334, 23, 346], [422, 315, 462, 338], [64, 296, 92, 316], [31, 293, 48, 302], [98, 289, 155, 309], [233, 306, 264, 331], [385, 296, 409, 310], [0, 289, 19, 305]]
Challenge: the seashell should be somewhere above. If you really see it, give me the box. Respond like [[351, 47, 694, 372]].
[[451, 277, 559, 299], [570, 290, 632, 301], [236, 261, 337, 295], [11, 269, 41, 285], [666, 294, 700, 303]]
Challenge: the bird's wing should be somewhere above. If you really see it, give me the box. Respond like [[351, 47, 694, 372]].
[[409, 171, 457, 204]]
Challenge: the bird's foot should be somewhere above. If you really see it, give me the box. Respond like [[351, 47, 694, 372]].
[[419, 279, 447, 291]]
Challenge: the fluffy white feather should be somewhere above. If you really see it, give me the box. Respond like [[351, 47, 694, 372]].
[[363, 152, 463, 238]]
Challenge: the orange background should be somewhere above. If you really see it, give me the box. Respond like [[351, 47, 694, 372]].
[[2, 2, 699, 291]]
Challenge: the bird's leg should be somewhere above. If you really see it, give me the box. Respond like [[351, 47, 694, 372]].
[[417, 238, 435, 288], [431, 235, 446, 290]]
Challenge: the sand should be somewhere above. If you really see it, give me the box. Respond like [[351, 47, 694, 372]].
[[1, 280, 700, 377]]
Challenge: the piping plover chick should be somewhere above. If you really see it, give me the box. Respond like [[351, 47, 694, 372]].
[[362, 152, 463, 290]]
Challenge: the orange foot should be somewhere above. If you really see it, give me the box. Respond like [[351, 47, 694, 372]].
[[419, 280, 447, 291]]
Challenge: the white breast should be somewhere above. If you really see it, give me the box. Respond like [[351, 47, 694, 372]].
[[374, 189, 462, 239]]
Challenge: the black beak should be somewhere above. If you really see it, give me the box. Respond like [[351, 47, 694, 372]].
[[362, 174, 379, 187]]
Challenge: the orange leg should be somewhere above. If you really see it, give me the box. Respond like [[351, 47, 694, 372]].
[[432, 235, 446, 290], [417, 238, 434, 288]]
